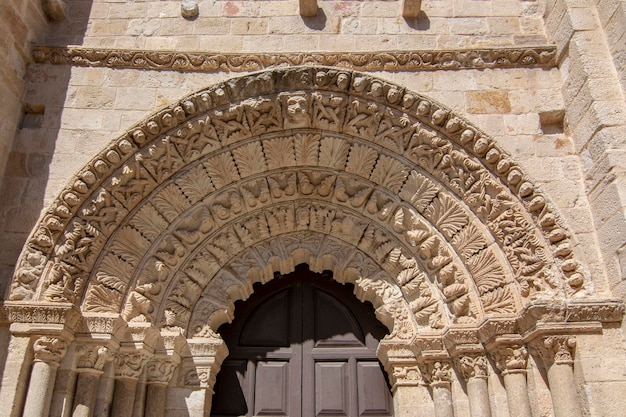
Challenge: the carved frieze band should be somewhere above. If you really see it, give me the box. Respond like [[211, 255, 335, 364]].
[[31, 45, 557, 72]]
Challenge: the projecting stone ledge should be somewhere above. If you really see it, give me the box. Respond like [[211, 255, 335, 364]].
[[300, 0, 318, 17], [402, 0, 422, 18]]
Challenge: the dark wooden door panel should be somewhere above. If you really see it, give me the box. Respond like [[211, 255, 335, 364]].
[[314, 362, 350, 417], [356, 362, 393, 417], [212, 266, 392, 417], [211, 360, 249, 417], [254, 361, 291, 416]]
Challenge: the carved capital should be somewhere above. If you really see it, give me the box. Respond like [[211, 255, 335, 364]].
[[76, 344, 113, 372], [421, 361, 452, 387], [33, 336, 68, 364], [146, 358, 178, 384], [535, 336, 576, 367], [391, 364, 424, 387], [490, 344, 528, 375], [455, 354, 489, 381], [183, 364, 219, 389], [114, 352, 149, 379]]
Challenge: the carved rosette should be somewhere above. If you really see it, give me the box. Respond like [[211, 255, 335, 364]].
[[490, 344, 528, 375], [32, 336, 68, 364], [455, 354, 489, 381]]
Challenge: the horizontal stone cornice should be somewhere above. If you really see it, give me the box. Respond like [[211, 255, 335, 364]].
[[31, 45, 557, 73]]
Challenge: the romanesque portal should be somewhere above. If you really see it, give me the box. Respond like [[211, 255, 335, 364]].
[[1, 68, 622, 417]]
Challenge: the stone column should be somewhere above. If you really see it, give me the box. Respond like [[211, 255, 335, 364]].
[[144, 359, 178, 417], [93, 363, 115, 417], [22, 336, 68, 417], [186, 333, 229, 417], [425, 361, 454, 417], [491, 345, 532, 417], [390, 364, 435, 417], [537, 336, 582, 417], [457, 355, 491, 417], [72, 345, 112, 417], [49, 366, 77, 417], [109, 352, 148, 417]]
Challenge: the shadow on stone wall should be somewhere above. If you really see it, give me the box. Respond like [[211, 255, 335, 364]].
[[0, 0, 94, 299]]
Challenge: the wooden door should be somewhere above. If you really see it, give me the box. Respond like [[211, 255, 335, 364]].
[[211, 265, 393, 417]]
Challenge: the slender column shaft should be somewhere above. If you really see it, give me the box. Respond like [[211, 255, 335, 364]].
[[432, 383, 454, 417], [49, 368, 77, 417], [548, 362, 583, 417], [72, 371, 101, 417], [467, 377, 491, 417], [110, 378, 138, 417], [93, 364, 115, 417], [502, 372, 532, 417], [144, 384, 168, 417], [132, 374, 147, 417], [22, 360, 60, 417]]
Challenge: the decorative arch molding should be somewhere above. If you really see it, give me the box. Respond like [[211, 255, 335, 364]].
[[3, 67, 625, 417], [10, 66, 590, 315]]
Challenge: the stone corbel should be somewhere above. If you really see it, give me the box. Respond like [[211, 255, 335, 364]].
[[402, 0, 421, 18], [42, 0, 66, 21], [299, 0, 318, 17]]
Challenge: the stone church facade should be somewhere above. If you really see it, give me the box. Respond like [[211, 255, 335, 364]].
[[1, 0, 626, 416]]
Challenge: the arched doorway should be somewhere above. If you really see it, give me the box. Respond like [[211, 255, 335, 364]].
[[2, 67, 621, 417], [211, 264, 393, 417]]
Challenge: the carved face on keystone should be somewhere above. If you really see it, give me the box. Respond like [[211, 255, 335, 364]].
[[284, 95, 310, 129]]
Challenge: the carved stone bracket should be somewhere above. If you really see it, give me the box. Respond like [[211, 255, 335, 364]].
[[31, 45, 557, 73]]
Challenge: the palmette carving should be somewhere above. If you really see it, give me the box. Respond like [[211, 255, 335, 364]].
[[10, 69, 597, 343]]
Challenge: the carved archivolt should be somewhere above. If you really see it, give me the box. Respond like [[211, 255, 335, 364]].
[[11, 67, 591, 340]]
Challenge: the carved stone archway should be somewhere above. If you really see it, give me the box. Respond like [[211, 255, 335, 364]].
[[2, 67, 623, 417]]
